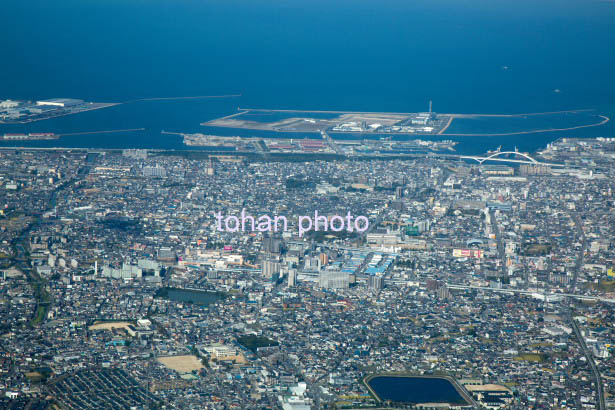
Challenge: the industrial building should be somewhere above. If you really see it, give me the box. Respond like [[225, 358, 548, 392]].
[[36, 98, 84, 107]]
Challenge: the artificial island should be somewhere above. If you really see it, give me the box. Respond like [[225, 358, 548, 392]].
[[0, 98, 117, 125], [203, 106, 609, 137]]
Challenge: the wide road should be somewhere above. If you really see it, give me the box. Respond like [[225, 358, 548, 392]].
[[320, 130, 344, 156], [489, 209, 508, 278], [387, 280, 615, 304], [9, 177, 79, 325], [439, 284, 615, 303], [565, 212, 605, 410], [571, 318, 605, 410]]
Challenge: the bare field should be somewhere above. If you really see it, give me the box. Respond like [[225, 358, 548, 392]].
[[214, 353, 248, 364], [88, 321, 133, 331], [157, 355, 204, 373], [465, 384, 511, 392], [338, 113, 405, 125], [205, 117, 336, 132]]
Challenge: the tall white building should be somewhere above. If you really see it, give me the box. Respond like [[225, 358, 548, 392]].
[[263, 260, 280, 278], [318, 271, 349, 289], [288, 269, 297, 287], [142, 164, 167, 178]]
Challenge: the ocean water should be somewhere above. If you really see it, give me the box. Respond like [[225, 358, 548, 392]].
[[1, 0, 615, 154]]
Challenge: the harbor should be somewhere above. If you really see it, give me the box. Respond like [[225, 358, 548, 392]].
[[0, 98, 118, 124]]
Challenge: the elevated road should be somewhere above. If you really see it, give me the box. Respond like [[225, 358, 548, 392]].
[[458, 151, 566, 167], [320, 130, 344, 155], [444, 284, 615, 303], [427, 151, 569, 168], [387, 280, 615, 304], [564, 212, 605, 410], [571, 318, 605, 410], [489, 209, 507, 278]]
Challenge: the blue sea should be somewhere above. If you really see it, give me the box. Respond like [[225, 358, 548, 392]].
[[1, 0, 615, 154]]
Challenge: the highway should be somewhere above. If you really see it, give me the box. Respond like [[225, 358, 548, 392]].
[[388, 280, 615, 304], [252, 139, 270, 159], [320, 130, 344, 155], [445, 284, 615, 303], [9, 176, 80, 326], [458, 152, 565, 167], [565, 212, 605, 410], [489, 209, 508, 278], [425, 151, 572, 168], [571, 318, 605, 410], [0, 143, 587, 174]]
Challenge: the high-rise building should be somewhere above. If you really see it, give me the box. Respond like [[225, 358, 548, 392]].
[[319, 253, 328, 267], [263, 259, 280, 278], [142, 164, 167, 178], [288, 269, 297, 287], [368, 275, 383, 290], [437, 285, 451, 300], [416, 219, 431, 233], [262, 237, 282, 254], [318, 271, 349, 289], [519, 164, 551, 176], [101, 263, 143, 279]]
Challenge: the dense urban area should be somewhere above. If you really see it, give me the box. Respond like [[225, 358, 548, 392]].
[[1, 137, 615, 409]]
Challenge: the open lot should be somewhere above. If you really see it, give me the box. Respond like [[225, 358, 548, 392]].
[[88, 321, 133, 331], [157, 355, 204, 374]]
